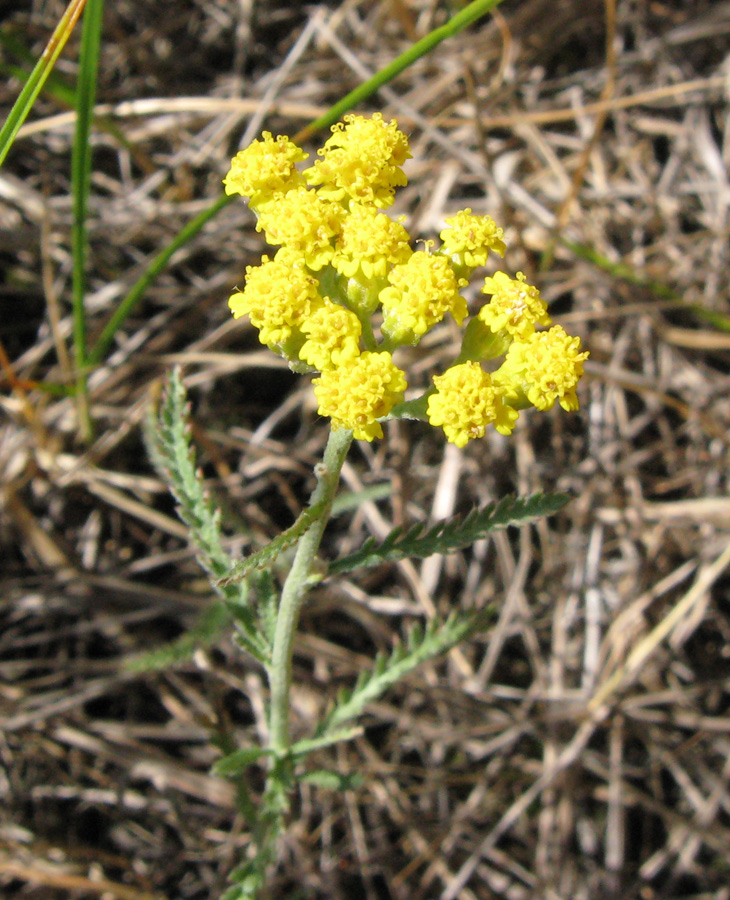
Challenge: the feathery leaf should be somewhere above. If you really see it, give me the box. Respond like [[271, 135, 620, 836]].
[[315, 608, 492, 738], [328, 492, 569, 576], [145, 368, 269, 663]]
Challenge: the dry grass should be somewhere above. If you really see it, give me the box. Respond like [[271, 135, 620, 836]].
[[1, 1, 730, 898]]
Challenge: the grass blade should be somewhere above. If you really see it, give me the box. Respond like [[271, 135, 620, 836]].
[[71, 0, 104, 440], [0, 0, 87, 168]]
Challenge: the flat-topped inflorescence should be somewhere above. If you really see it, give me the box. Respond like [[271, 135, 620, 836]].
[[225, 114, 588, 445]]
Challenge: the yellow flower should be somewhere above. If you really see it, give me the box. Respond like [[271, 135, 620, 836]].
[[493, 325, 589, 412], [228, 249, 321, 352], [439, 209, 506, 269], [331, 204, 411, 280], [223, 133, 307, 206], [479, 271, 551, 339], [299, 298, 362, 371], [313, 351, 407, 441], [379, 251, 467, 346], [427, 361, 518, 447], [304, 113, 411, 208], [254, 187, 345, 270]]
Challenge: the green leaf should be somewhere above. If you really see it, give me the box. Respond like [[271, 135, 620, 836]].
[[70, 0, 104, 440], [213, 746, 274, 777], [125, 600, 230, 672], [316, 609, 492, 739], [217, 498, 328, 587], [328, 492, 570, 576], [299, 769, 363, 791], [145, 368, 270, 663], [289, 725, 364, 759], [0, 0, 87, 169]]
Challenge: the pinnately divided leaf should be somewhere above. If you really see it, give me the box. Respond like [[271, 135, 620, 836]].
[[145, 368, 269, 663], [315, 608, 492, 739], [328, 492, 569, 576], [217, 498, 328, 587]]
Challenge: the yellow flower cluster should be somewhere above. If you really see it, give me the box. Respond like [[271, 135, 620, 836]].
[[225, 114, 588, 445]]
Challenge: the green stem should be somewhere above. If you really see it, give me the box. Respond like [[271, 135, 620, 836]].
[[267, 426, 353, 754]]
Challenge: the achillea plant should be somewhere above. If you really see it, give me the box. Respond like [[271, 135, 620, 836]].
[[147, 113, 588, 899]]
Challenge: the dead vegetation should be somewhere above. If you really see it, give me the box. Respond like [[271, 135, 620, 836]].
[[1, 1, 730, 898]]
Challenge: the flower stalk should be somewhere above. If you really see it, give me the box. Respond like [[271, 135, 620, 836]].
[[267, 425, 353, 753]]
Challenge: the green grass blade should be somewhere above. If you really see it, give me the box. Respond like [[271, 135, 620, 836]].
[[0, 0, 87, 168], [0, 29, 78, 107], [71, 0, 104, 440]]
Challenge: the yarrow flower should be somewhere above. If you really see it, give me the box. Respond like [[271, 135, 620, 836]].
[[479, 271, 551, 339], [304, 113, 411, 208], [379, 251, 467, 346], [331, 204, 411, 280], [254, 187, 345, 271], [228, 249, 320, 355], [313, 352, 407, 441], [224, 132, 307, 207], [427, 362, 519, 447], [439, 209, 506, 271], [299, 298, 362, 372], [494, 326, 589, 412], [224, 114, 588, 445]]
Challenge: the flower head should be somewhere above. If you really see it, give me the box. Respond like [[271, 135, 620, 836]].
[[299, 298, 362, 371], [313, 351, 407, 441], [224, 133, 307, 207], [254, 187, 345, 270], [479, 271, 551, 339], [304, 113, 411, 208], [440, 209, 506, 270], [493, 325, 589, 412], [331, 204, 411, 280], [225, 116, 588, 443], [228, 249, 321, 356], [379, 251, 467, 346], [427, 361, 518, 447]]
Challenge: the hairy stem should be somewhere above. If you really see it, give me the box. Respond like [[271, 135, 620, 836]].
[[268, 426, 353, 753]]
